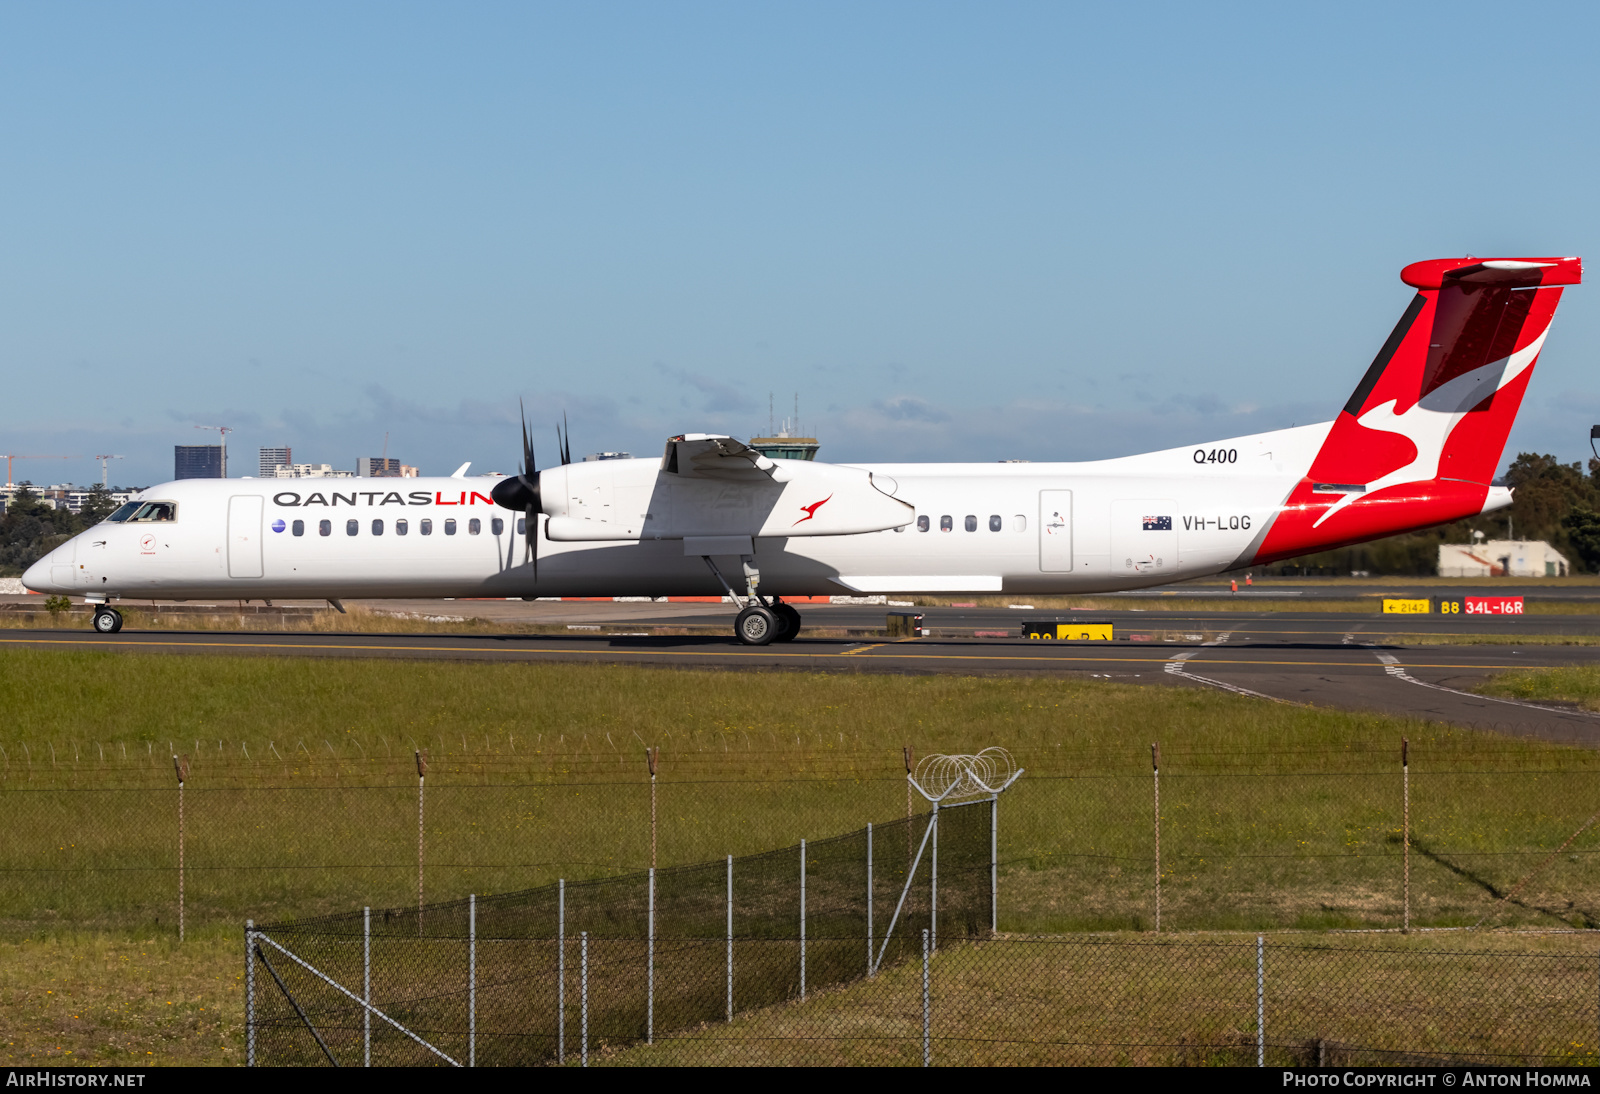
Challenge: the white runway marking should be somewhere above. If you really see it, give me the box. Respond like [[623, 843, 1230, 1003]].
[[1372, 652, 1599, 721], [1163, 632, 1290, 703]]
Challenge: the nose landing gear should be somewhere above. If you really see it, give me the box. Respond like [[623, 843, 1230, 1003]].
[[92, 607, 124, 634]]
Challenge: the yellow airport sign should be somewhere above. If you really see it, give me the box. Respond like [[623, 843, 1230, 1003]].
[[1382, 599, 1431, 614], [1027, 622, 1113, 640]]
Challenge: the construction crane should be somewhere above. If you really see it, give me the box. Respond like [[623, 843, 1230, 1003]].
[[1, 454, 76, 487], [194, 425, 232, 478], [94, 455, 124, 488]]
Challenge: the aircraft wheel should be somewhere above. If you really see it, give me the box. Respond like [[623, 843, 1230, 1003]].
[[734, 605, 778, 646], [92, 607, 123, 634], [772, 604, 801, 642]]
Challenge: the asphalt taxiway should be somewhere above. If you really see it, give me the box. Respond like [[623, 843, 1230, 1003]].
[[6, 599, 1598, 741]]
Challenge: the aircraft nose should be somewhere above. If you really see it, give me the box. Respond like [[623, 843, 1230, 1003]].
[[21, 555, 55, 593]]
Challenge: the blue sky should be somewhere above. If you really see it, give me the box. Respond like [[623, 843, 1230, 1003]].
[[3, 2, 1598, 487]]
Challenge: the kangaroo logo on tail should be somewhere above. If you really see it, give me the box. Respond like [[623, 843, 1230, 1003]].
[[1250, 256, 1582, 563]]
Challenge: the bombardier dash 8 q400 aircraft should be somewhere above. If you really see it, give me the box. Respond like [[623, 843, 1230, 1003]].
[[23, 255, 1584, 644]]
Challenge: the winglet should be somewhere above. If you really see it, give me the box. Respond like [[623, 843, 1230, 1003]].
[[450, 462, 472, 479]]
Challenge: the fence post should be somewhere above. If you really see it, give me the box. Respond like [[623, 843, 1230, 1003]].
[[647, 867, 655, 1044], [646, 746, 659, 871], [1152, 742, 1161, 933], [245, 919, 255, 1067], [930, 804, 939, 952], [921, 927, 930, 1067], [904, 745, 914, 825], [363, 907, 371, 1068], [990, 793, 998, 934], [1256, 935, 1265, 1067], [173, 754, 188, 942], [415, 749, 428, 934], [580, 931, 589, 1068], [866, 822, 874, 976], [726, 855, 733, 1022], [558, 879, 565, 1065], [799, 839, 807, 999], [1402, 737, 1410, 933], [469, 893, 476, 1067]]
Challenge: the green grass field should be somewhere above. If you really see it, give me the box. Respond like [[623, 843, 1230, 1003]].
[[1478, 665, 1600, 711], [0, 931, 243, 1067], [4, 647, 1600, 939], [613, 931, 1600, 1067], [6, 647, 1600, 1065]]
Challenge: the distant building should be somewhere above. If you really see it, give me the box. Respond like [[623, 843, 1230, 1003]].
[[399, 464, 420, 478], [748, 435, 820, 461], [272, 463, 355, 479], [583, 452, 633, 462], [1438, 540, 1570, 578], [751, 398, 820, 461], [358, 457, 402, 478], [259, 446, 291, 477], [1, 483, 133, 514], [175, 445, 223, 479]]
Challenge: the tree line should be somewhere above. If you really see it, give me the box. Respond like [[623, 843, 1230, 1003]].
[[0, 485, 121, 577]]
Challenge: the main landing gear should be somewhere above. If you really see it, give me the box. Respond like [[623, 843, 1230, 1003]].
[[733, 601, 801, 645], [701, 554, 803, 646], [92, 607, 123, 634]]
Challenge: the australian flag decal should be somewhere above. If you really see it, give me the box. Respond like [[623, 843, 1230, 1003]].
[[1143, 516, 1172, 531]]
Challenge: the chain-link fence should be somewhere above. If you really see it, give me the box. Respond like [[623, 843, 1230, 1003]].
[[248, 916, 1600, 1066], [8, 744, 1600, 934], [247, 800, 995, 1066]]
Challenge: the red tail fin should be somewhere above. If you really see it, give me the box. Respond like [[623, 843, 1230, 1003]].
[[1253, 256, 1582, 564]]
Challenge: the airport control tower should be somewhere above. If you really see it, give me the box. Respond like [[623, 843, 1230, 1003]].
[[748, 394, 820, 461]]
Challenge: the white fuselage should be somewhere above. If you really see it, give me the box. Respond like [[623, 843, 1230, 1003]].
[[24, 423, 1336, 601]]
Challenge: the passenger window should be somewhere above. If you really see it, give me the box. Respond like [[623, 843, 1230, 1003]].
[[491, 517, 504, 536], [964, 515, 977, 532], [517, 517, 526, 535], [292, 520, 305, 537], [1013, 514, 1027, 532], [319, 519, 332, 537], [346, 519, 359, 536], [372, 519, 384, 536], [989, 515, 1002, 532], [468, 518, 481, 535], [106, 501, 142, 523], [396, 519, 408, 536], [917, 516, 930, 533], [940, 515, 953, 532], [421, 519, 433, 536], [129, 502, 177, 522], [445, 519, 457, 536]]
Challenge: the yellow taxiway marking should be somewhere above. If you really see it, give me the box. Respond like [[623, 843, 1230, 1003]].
[[838, 643, 887, 656], [0, 635, 1543, 671]]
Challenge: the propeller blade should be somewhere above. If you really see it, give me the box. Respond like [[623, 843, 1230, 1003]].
[[525, 504, 537, 580], [490, 399, 542, 583], [522, 402, 535, 479]]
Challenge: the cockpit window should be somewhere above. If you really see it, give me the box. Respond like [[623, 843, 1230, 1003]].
[[105, 502, 143, 522], [127, 502, 177, 523]]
